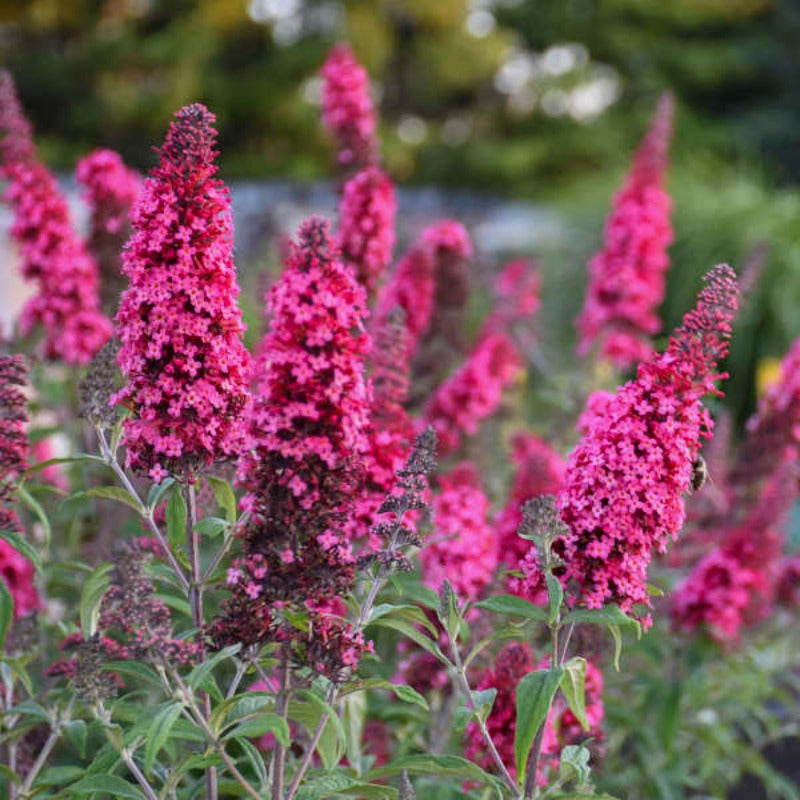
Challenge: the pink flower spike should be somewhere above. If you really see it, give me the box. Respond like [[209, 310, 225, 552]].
[[337, 166, 396, 295], [556, 264, 739, 626], [577, 92, 675, 369], [113, 104, 252, 478], [320, 43, 378, 170], [0, 72, 112, 364]]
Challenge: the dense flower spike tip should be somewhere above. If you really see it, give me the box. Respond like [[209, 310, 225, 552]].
[[422, 331, 523, 455], [577, 92, 675, 369], [556, 264, 739, 626], [0, 72, 112, 364], [320, 43, 378, 170], [421, 462, 497, 601], [338, 166, 396, 294], [113, 103, 252, 479], [0, 355, 40, 617], [76, 148, 141, 313], [215, 218, 372, 675]]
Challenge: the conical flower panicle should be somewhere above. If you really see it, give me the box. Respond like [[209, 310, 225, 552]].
[[577, 92, 675, 369], [320, 43, 378, 170], [556, 264, 739, 627], [337, 165, 396, 295], [0, 72, 112, 364], [76, 149, 141, 314], [214, 218, 372, 674], [113, 104, 252, 480]]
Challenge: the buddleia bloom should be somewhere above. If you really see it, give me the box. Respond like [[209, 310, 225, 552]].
[[76, 148, 141, 314], [577, 93, 674, 369], [320, 43, 378, 170], [0, 71, 111, 364], [556, 264, 739, 627], [337, 165, 396, 295], [214, 219, 372, 678], [0, 355, 40, 617], [113, 104, 252, 481]]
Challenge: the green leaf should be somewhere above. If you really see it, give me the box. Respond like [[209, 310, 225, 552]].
[[225, 712, 290, 743], [206, 476, 237, 524], [369, 603, 438, 635], [166, 487, 187, 555], [63, 719, 87, 759], [186, 645, 241, 691], [393, 684, 429, 710], [69, 774, 147, 798], [80, 563, 113, 636], [559, 657, 589, 731], [470, 688, 497, 725], [236, 736, 269, 792], [367, 755, 504, 797], [34, 765, 84, 787], [475, 594, 548, 622], [147, 476, 175, 510], [0, 529, 42, 574], [437, 579, 461, 640], [144, 701, 184, 774], [514, 668, 564, 785], [608, 624, 623, 671], [84, 486, 143, 515], [366, 617, 450, 667], [557, 744, 592, 787], [545, 573, 563, 625], [17, 484, 51, 546], [561, 605, 641, 635], [22, 454, 103, 478], [0, 580, 13, 650], [103, 660, 163, 688], [0, 765, 19, 787], [193, 516, 229, 537]]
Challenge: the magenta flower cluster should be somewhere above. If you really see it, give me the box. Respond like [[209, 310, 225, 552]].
[[0, 72, 112, 364], [76, 148, 141, 237], [320, 43, 378, 170], [337, 165, 396, 294], [113, 104, 252, 480], [554, 264, 739, 626], [577, 93, 674, 369], [216, 219, 373, 677]]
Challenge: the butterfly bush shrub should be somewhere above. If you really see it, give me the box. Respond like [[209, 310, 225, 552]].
[[0, 47, 797, 800]]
